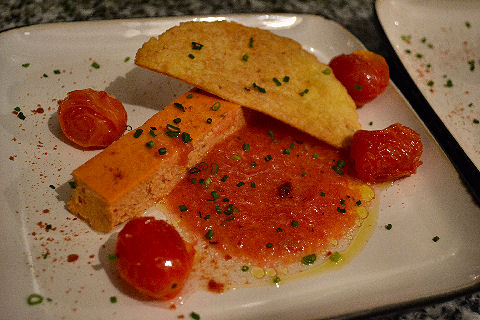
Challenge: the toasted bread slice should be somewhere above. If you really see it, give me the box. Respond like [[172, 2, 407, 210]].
[[135, 21, 360, 148], [68, 89, 245, 232]]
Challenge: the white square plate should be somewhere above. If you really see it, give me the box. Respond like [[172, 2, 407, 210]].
[[1, 14, 479, 320], [376, 0, 480, 170]]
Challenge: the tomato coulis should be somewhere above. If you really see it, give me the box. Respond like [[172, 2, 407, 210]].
[[166, 113, 370, 267]]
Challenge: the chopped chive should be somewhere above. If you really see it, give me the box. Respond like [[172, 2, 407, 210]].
[[242, 54, 249, 61], [267, 130, 274, 139], [264, 154, 272, 162], [266, 242, 273, 248], [188, 53, 195, 59], [189, 167, 201, 174], [356, 200, 362, 206], [54, 69, 61, 74], [133, 129, 143, 138], [210, 163, 219, 175], [49, 185, 55, 189], [312, 153, 319, 159], [181, 132, 192, 143], [215, 204, 222, 214], [320, 192, 326, 197], [91, 62, 100, 69], [250, 162, 257, 167], [444, 79, 453, 87], [273, 276, 281, 284], [204, 215, 211, 220], [337, 207, 346, 213], [211, 191, 219, 200], [14, 106, 21, 112], [224, 204, 234, 215], [145, 140, 155, 148], [108, 253, 118, 261], [301, 171, 307, 177], [242, 143, 250, 152], [179, 205, 188, 212], [189, 178, 197, 184], [253, 82, 266, 93], [221, 175, 228, 182], [124, 57, 130, 62], [468, 60, 475, 71], [205, 230, 214, 240], [427, 80, 434, 87], [250, 182, 256, 188], [340, 199, 345, 205], [291, 220, 299, 227], [110, 296, 117, 303], [232, 155, 241, 161], [22, 63, 30, 68], [191, 42, 204, 50], [322, 68, 331, 75], [432, 235, 440, 242], [283, 148, 291, 155], [241, 265, 249, 272], [68, 181, 76, 189], [17, 112, 26, 120], [301, 254, 317, 265], [329, 252, 342, 263], [369, 121, 373, 126], [158, 147, 167, 155], [187, 93, 193, 99], [283, 76, 290, 82], [474, 119, 479, 124], [173, 117, 181, 124], [249, 37, 254, 48], [353, 84, 362, 91], [27, 293, 43, 305], [206, 118, 212, 124], [43, 73, 48, 77], [299, 88, 309, 96], [276, 227, 283, 232], [204, 177, 212, 187], [273, 77, 282, 86], [174, 102, 186, 112], [466, 21, 471, 28], [211, 102, 221, 111], [385, 223, 392, 230], [190, 312, 201, 320], [236, 182, 245, 187], [149, 129, 157, 137]]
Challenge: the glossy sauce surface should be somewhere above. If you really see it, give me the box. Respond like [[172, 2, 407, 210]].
[[167, 113, 371, 267]]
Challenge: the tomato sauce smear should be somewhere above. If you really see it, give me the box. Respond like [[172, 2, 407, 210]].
[[166, 113, 373, 267]]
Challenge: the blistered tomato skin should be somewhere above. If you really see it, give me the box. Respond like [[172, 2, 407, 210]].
[[115, 217, 194, 300], [349, 123, 423, 183], [58, 89, 127, 149], [329, 50, 389, 107]]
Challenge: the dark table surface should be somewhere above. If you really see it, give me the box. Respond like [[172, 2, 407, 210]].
[[1, 1, 479, 319]]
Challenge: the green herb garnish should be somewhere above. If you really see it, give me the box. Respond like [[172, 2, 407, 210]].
[[301, 254, 317, 265]]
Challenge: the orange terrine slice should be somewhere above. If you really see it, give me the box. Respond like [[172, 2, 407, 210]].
[[68, 89, 245, 232]]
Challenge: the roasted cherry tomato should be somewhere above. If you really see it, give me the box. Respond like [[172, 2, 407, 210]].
[[58, 89, 127, 149], [349, 123, 423, 183], [116, 217, 194, 300], [329, 50, 389, 106]]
